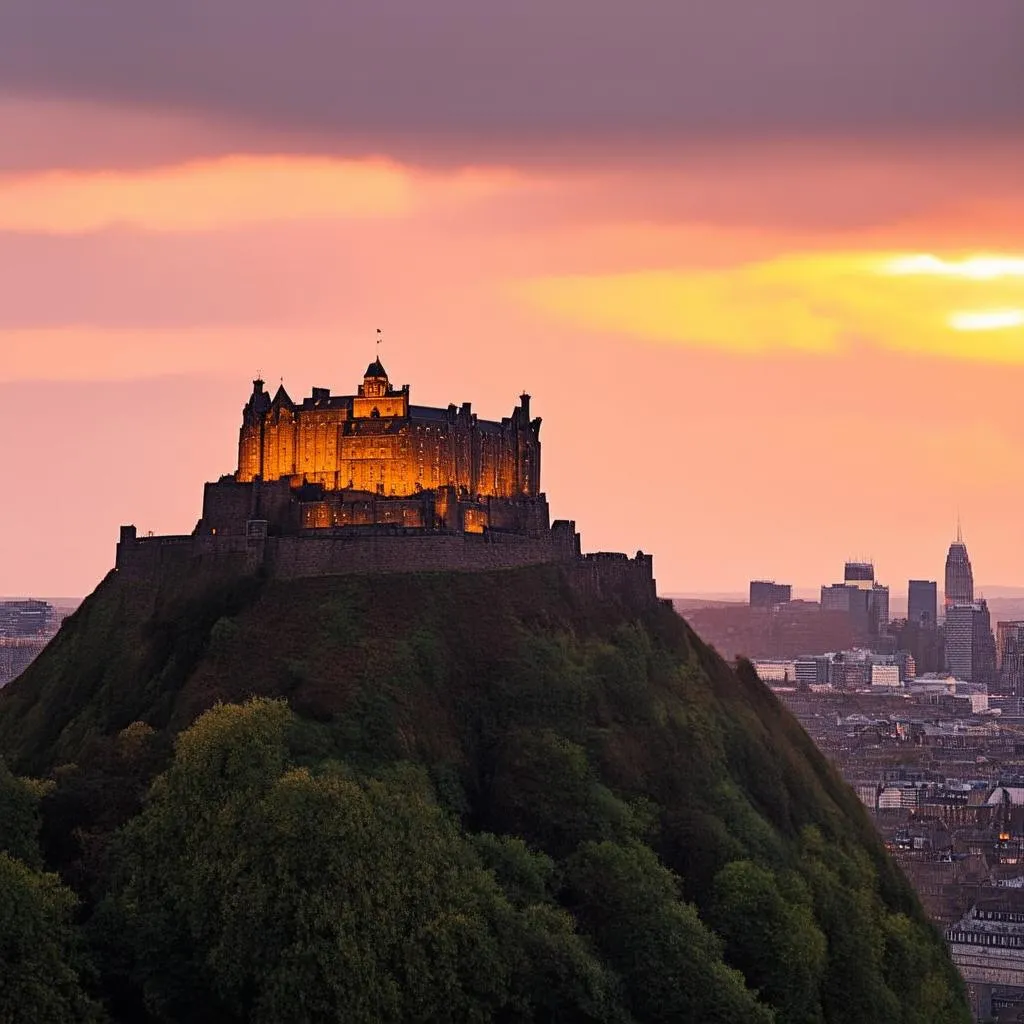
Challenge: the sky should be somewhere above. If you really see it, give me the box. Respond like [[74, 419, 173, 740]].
[[1, 1, 1023, 598]]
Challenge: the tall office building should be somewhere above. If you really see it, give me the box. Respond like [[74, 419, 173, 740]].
[[844, 562, 875, 589], [908, 580, 938, 628], [749, 581, 792, 610], [821, 561, 889, 637], [944, 527, 974, 609], [944, 600, 997, 683], [997, 622, 1024, 695]]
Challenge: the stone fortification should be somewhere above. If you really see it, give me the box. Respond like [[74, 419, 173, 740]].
[[116, 522, 657, 604], [113, 357, 658, 604]]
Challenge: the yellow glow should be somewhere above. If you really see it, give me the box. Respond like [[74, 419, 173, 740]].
[[884, 254, 1024, 280], [519, 250, 1024, 363], [950, 309, 1024, 331]]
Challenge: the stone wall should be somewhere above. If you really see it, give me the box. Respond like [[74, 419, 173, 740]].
[[266, 530, 570, 578], [198, 478, 552, 540], [114, 521, 656, 604]]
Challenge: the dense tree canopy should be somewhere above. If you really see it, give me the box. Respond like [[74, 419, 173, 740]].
[[0, 567, 970, 1022], [0, 757, 103, 1023]]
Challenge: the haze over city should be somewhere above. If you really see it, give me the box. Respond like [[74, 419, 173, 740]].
[[1, 1, 1023, 598]]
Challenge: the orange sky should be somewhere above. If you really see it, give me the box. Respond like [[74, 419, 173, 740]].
[[0, 99, 1022, 598]]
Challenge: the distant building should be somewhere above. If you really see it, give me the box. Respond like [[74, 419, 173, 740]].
[[997, 621, 1024, 696], [821, 584, 859, 615], [947, 890, 1024, 1020], [0, 600, 57, 687], [892, 617, 943, 675], [793, 654, 835, 686], [0, 599, 53, 637], [908, 580, 938, 628], [871, 585, 890, 632], [871, 664, 901, 687], [821, 563, 889, 637], [0, 638, 50, 688], [944, 601, 997, 684], [751, 660, 798, 683], [944, 528, 974, 609], [749, 580, 792, 610], [844, 562, 875, 589]]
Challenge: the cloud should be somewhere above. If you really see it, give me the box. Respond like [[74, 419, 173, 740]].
[[0, 154, 528, 237], [518, 251, 1024, 363], [1, 0, 1021, 165], [0, 157, 415, 234]]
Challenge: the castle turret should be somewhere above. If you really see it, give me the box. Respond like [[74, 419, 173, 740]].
[[360, 359, 388, 399], [238, 379, 272, 481]]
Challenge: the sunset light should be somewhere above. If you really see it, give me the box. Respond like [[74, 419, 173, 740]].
[[884, 253, 1024, 280], [949, 309, 1024, 331], [2, 8, 1024, 1018]]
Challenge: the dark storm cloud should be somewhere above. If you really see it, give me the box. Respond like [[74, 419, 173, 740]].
[[1, 0, 1022, 163]]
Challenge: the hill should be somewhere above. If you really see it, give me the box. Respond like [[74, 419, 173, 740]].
[[0, 563, 968, 1022]]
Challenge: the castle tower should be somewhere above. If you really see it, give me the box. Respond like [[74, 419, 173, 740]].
[[359, 359, 388, 399], [237, 378, 271, 482]]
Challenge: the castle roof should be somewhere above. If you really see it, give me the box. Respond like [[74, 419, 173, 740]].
[[271, 384, 294, 408], [364, 358, 388, 379]]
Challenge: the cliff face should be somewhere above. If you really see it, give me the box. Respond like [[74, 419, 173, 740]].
[[0, 565, 969, 1022]]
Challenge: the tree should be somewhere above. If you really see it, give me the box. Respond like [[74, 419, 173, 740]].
[[0, 755, 47, 868], [103, 699, 627, 1023], [709, 860, 826, 1024], [566, 841, 775, 1024], [0, 852, 103, 1023]]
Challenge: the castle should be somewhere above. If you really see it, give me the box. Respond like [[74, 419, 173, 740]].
[[116, 359, 656, 602], [209, 359, 547, 537]]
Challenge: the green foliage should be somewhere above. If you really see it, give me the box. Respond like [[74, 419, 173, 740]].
[[0, 567, 971, 1023], [0, 756, 47, 868], [0, 852, 103, 1022], [101, 700, 625, 1023], [472, 833, 557, 909], [710, 860, 827, 1024], [566, 840, 774, 1023]]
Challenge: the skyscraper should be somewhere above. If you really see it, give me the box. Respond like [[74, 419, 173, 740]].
[[844, 562, 875, 589], [944, 600, 996, 683], [908, 580, 938, 627], [749, 581, 792, 610], [944, 526, 974, 609], [821, 561, 888, 637], [997, 622, 1024, 695]]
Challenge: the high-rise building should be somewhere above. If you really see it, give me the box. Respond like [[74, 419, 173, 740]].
[[749, 581, 792, 610], [844, 562, 875, 589], [944, 601, 996, 683], [869, 584, 889, 632], [944, 527, 974, 609], [997, 622, 1024, 696], [822, 561, 888, 637], [894, 618, 943, 674], [908, 580, 938, 628]]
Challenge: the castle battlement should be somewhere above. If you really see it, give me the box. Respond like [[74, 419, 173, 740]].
[[115, 360, 657, 603]]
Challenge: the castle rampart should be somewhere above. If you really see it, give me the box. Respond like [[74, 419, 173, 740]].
[[113, 359, 658, 605], [116, 522, 657, 604]]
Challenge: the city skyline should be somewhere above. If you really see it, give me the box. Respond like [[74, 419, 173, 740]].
[[1, 2, 1023, 597]]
